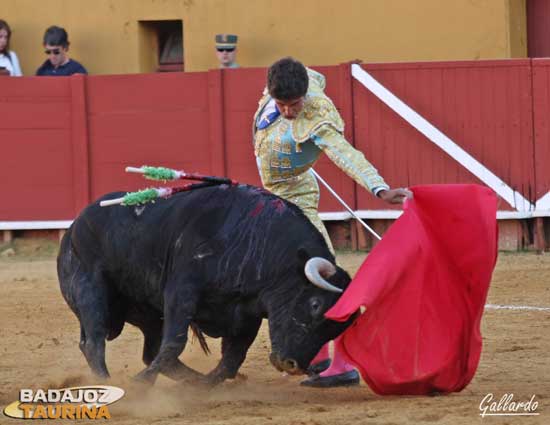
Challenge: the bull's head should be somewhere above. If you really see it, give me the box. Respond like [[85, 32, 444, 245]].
[[267, 255, 358, 375]]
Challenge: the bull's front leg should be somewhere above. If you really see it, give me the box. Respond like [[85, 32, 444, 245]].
[[134, 279, 204, 385], [205, 317, 262, 385]]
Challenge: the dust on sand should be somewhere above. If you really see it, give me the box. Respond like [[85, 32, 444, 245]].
[[0, 241, 549, 424]]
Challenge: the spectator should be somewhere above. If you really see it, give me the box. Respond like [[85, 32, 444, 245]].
[[0, 19, 23, 76], [215, 34, 239, 69], [36, 26, 87, 76]]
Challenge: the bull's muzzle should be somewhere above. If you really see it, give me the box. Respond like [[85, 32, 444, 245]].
[[269, 352, 302, 375]]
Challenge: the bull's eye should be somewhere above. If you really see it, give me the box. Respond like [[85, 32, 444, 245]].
[[309, 297, 323, 317]]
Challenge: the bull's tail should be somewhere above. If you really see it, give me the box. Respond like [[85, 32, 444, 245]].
[[190, 322, 211, 355]]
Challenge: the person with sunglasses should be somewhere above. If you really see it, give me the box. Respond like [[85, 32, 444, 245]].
[[36, 26, 87, 76], [215, 34, 239, 69], [0, 19, 23, 76]]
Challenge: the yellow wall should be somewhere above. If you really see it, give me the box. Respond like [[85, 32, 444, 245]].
[[507, 0, 528, 58], [2, 0, 526, 75]]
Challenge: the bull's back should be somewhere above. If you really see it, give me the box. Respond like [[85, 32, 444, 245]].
[[63, 184, 328, 294]]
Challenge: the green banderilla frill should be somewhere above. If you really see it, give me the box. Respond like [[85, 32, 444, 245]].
[[141, 166, 178, 181], [128, 165, 235, 185], [122, 188, 163, 205]]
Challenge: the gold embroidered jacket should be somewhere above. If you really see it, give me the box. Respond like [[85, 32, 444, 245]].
[[253, 69, 389, 195]]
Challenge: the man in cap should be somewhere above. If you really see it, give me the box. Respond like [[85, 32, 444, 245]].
[[215, 34, 239, 69]]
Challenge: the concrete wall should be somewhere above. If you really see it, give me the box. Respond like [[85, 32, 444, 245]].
[[2, 0, 526, 75]]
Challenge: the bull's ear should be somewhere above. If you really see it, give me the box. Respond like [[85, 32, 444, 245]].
[[296, 247, 310, 271], [297, 247, 310, 263]]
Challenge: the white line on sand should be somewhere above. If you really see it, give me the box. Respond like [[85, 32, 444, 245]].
[[485, 304, 550, 312]]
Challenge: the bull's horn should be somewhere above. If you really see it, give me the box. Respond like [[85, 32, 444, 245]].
[[304, 257, 343, 293]]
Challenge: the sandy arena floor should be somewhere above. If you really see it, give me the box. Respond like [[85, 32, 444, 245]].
[[0, 240, 549, 425]]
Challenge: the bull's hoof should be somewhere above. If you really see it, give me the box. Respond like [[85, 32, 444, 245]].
[[300, 370, 360, 388], [201, 373, 225, 387], [133, 369, 157, 385], [307, 359, 331, 376]]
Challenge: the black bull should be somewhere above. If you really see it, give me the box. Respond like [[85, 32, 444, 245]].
[[58, 183, 357, 385]]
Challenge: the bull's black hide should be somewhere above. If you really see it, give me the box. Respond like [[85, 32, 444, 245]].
[[58, 184, 356, 385]]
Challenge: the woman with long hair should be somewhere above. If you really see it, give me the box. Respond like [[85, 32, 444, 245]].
[[0, 19, 23, 76]]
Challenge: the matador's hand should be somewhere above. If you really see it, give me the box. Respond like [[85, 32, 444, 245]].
[[378, 188, 413, 204]]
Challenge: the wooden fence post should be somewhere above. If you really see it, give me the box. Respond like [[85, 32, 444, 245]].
[[70, 74, 91, 216], [208, 69, 227, 177], [2, 230, 13, 243], [534, 217, 547, 253], [339, 62, 359, 250]]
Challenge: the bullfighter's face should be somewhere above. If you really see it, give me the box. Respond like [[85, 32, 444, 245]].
[[274, 97, 305, 120]]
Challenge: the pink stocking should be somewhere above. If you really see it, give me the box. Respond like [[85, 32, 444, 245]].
[[320, 336, 354, 376]]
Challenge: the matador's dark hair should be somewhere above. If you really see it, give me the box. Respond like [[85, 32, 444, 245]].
[[267, 57, 309, 100]]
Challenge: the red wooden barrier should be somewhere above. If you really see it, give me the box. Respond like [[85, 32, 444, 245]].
[[222, 67, 265, 187], [86, 72, 212, 201], [0, 77, 75, 220], [0, 59, 547, 227], [353, 60, 536, 211], [310, 65, 356, 213], [532, 59, 550, 202]]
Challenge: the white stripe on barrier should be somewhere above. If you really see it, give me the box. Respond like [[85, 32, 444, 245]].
[[1, 208, 546, 229], [535, 192, 550, 210], [318, 210, 549, 221], [0, 221, 73, 230], [351, 64, 534, 212], [485, 304, 550, 312]]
